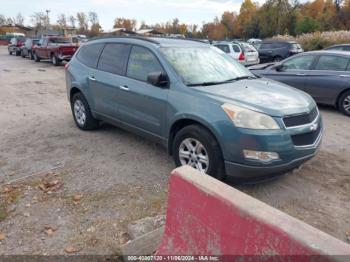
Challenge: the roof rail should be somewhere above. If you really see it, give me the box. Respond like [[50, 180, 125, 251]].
[[88, 35, 160, 44]]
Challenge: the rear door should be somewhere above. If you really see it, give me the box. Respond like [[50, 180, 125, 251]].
[[263, 54, 317, 92], [230, 44, 241, 60], [118, 45, 169, 136], [303, 54, 350, 104], [90, 43, 131, 119]]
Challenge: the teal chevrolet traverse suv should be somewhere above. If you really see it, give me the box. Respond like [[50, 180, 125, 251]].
[[65, 37, 322, 180]]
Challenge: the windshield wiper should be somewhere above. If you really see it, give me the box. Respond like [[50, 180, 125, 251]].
[[187, 81, 223, 87], [187, 76, 257, 87]]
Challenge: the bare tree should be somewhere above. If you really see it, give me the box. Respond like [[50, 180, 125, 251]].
[[14, 13, 25, 25], [31, 12, 47, 29], [76, 12, 88, 32], [0, 14, 6, 25], [69, 15, 76, 28], [57, 14, 67, 28]]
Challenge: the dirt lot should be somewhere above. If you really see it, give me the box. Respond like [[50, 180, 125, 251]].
[[0, 46, 349, 254]]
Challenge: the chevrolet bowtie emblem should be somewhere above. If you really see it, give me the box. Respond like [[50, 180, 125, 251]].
[[310, 123, 318, 132]]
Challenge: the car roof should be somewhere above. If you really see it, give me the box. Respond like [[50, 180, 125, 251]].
[[327, 44, 350, 47], [88, 36, 209, 47], [261, 40, 296, 44], [293, 50, 350, 57]]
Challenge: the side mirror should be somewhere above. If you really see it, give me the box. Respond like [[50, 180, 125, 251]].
[[147, 72, 169, 88], [274, 63, 285, 72]]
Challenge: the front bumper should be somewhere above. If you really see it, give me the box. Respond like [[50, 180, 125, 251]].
[[221, 111, 323, 179], [225, 150, 317, 178]]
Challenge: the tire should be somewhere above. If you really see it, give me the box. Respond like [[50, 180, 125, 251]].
[[71, 92, 99, 130], [338, 90, 350, 117], [33, 52, 40, 62], [172, 124, 225, 180], [273, 56, 282, 62], [8, 50, 12, 55], [29, 51, 34, 60], [51, 54, 60, 66]]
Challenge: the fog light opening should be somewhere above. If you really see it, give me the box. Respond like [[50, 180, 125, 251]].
[[243, 150, 280, 163]]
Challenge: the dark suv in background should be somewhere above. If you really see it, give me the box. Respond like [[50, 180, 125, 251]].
[[21, 38, 40, 59], [258, 41, 303, 63]]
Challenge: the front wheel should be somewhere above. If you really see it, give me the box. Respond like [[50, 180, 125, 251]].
[[51, 54, 60, 66], [338, 90, 350, 117], [173, 124, 225, 180], [71, 93, 99, 130]]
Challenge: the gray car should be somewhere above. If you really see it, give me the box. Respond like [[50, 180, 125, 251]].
[[249, 51, 350, 116], [65, 37, 322, 180]]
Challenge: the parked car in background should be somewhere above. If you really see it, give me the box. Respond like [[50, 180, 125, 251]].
[[258, 40, 303, 63], [66, 37, 322, 180], [8, 37, 25, 56], [213, 41, 260, 66], [249, 51, 350, 116], [20, 38, 40, 59], [324, 44, 350, 51], [33, 36, 78, 66]]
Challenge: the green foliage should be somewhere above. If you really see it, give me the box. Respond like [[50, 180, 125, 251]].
[[296, 17, 320, 34]]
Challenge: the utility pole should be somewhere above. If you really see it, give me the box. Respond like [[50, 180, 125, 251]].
[[45, 9, 50, 29]]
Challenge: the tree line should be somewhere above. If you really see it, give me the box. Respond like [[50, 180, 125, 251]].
[[1, 0, 350, 39]]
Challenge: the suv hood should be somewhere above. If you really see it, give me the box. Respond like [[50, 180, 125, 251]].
[[192, 78, 315, 117]]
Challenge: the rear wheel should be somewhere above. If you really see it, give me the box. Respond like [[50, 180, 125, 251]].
[[71, 92, 99, 130], [33, 52, 40, 62], [338, 90, 350, 117], [173, 124, 225, 180], [273, 56, 282, 62]]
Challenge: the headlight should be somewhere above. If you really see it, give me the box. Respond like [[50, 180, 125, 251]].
[[221, 103, 280, 130]]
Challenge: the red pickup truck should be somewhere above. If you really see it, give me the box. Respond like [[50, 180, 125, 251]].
[[33, 36, 78, 66]]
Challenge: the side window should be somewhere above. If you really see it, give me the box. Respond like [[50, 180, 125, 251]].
[[232, 44, 240, 53], [214, 45, 230, 53], [98, 43, 131, 75], [315, 55, 349, 71], [76, 43, 104, 68], [282, 55, 315, 70], [343, 46, 350, 51], [127, 46, 163, 82], [38, 39, 44, 46]]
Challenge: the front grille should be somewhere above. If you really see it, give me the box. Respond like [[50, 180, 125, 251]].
[[283, 107, 318, 128], [291, 124, 321, 146]]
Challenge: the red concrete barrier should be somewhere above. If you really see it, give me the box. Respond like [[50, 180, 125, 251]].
[[157, 166, 350, 261]]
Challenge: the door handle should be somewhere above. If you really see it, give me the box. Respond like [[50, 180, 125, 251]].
[[296, 73, 306, 76], [119, 85, 129, 91], [339, 75, 350, 78], [89, 76, 96, 81]]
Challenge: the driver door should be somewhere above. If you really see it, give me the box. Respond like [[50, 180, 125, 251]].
[[265, 54, 317, 92]]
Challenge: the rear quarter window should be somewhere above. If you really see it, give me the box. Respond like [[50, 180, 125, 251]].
[[315, 55, 350, 71], [76, 43, 105, 68]]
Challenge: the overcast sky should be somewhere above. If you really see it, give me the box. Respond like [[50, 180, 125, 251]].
[[3, 0, 266, 30]]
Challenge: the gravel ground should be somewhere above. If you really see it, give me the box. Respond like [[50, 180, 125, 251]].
[[0, 46, 349, 254]]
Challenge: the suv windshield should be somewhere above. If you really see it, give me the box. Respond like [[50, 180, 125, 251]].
[[160, 46, 254, 86]]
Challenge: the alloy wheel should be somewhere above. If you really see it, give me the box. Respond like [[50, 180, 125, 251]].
[[343, 95, 350, 113], [73, 100, 86, 126], [179, 138, 209, 173]]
